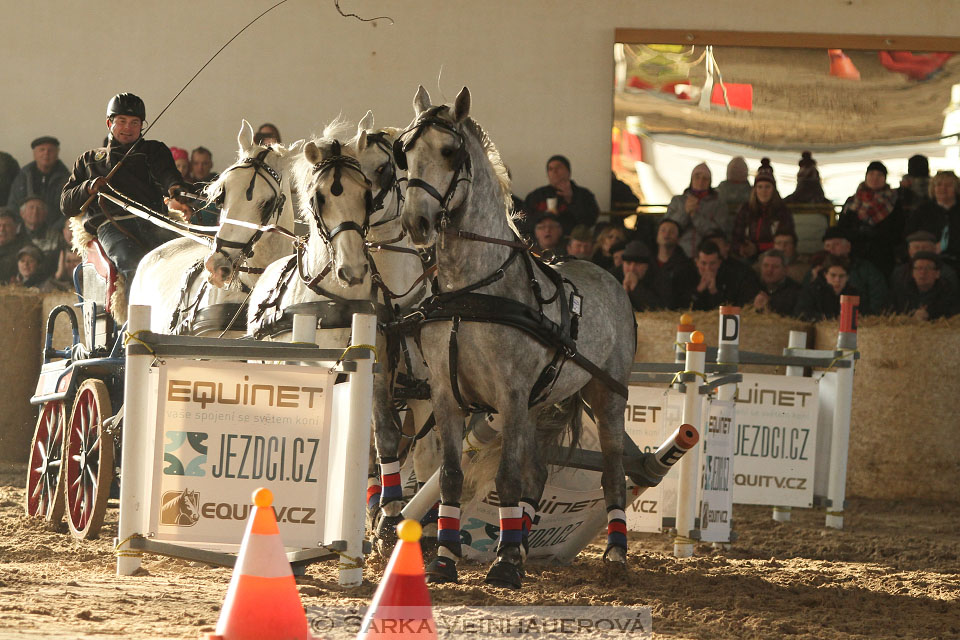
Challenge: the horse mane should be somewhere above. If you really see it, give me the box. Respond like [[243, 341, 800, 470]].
[[460, 116, 522, 234], [290, 117, 363, 223]]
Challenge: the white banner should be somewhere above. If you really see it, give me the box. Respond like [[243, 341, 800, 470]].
[[699, 400, 734, 542], [147, 360, 335, 549], [733, 373, 819, 507]]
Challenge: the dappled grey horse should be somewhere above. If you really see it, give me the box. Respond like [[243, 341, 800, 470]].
[[396, 86, 636, 588]]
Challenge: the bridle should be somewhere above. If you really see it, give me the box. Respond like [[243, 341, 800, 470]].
[[365, 131, 405, 230], [211, 147, 286, 276], [394, 106, 472, 231], [298, 140, 374, 287]]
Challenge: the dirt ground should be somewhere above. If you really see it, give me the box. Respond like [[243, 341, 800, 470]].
[[1, 462, 958, 639]]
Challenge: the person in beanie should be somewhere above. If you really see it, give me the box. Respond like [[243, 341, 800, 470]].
[[783, 151, 831, 205], [731, 158, 795, 260], [716, 156, 751, 218], [887, 251, 959, 320], [169, 146, 190, 181], [664, 162, 731, 257], [897, 154, 931, 218], [524, 154, 599, 236], [837, 160, 903, 278], [61, 92, 192, 284]]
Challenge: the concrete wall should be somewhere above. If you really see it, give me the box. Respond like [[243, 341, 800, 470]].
[[1, 1, 956, 207]]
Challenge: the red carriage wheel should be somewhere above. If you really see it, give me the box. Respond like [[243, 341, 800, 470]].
[[63, 380, 115, 539], [24, 401, 67, 521]]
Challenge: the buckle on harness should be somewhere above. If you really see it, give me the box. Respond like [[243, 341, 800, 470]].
[[570, 293, 582, 317]]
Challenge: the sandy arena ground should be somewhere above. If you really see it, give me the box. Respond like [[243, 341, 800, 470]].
[[1, 462, 958, 639]]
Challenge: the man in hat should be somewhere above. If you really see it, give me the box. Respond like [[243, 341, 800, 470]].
[[11, 243, 50, 288], [0, 207, 28, 282], [61, 92, 192, 284], [620, 239, 661, 311], [524, 155, 599, 236], [565, 225, 594, 259], [533, 211, 565, 257], [891, 230, 960, 291], [897, 154, 931, 217], [805, 227, 887, 315], [7, 135, 70, 226], [887, 251, 959, 320]]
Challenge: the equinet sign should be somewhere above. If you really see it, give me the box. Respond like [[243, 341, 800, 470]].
[[167, 377, 325, 410]]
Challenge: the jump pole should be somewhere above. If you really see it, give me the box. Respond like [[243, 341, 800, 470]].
[[826, 296, 859, 529], [335, 312, 378, 586], [117, 304, 152, 576], [674, 330, 706, 557], [291, 313, 318, 345], [775, 329, 808, 523]]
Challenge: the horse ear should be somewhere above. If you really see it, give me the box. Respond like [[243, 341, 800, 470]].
[[453, 87, 471, 122], [414, 85, 431, 115], [358, 110, 374, 133], [304, 141, 321, 165], [357, 130, 368, 153], [239, 119, 255, 153]]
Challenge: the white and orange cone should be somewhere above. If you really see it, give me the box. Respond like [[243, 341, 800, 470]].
[[358, 520, 436, 639], [203, 488, 314, 640]]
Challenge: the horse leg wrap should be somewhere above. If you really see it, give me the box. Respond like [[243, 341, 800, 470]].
[[421, 500, 440, 528], [436, 503, 462, 559], [496, 504, 524, 553], [379, 457, 403, 510], [605, 505, 628, 557], [366, 476, 381, 514], [519, 498, 538, 559]]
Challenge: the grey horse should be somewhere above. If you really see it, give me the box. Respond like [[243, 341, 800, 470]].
[[397, 86, 636, 588]]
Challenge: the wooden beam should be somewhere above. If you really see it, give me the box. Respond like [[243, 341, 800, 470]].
[[615, 29, 960, 52]]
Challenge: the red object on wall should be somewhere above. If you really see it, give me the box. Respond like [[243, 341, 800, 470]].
[[710, 83, 753, 111]]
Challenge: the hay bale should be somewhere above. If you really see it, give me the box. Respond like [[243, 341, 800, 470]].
[[635, 309, 813, 373], [40, 291, 85, 353], [0, 286, 44, 462], [814, 315, 960, 501]]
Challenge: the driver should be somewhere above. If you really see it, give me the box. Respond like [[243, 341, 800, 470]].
[[61, 92, 192, 282]]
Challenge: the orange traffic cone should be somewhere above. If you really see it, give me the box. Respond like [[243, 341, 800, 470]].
[[203, 488, 314, 640], [358, 520, 436, 639], [828, 49, 861, 80]]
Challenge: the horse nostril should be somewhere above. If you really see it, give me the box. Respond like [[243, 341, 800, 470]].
[[417, 216, 430, 237], [337, 267, 348, 283], [219, 266, 231, 280]]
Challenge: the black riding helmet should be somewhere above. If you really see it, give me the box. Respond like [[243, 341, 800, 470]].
[[106, 93, 146, 121]]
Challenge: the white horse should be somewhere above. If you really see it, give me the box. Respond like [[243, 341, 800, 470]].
[[246, 120, 373, 347], [351, 113, 440, 549], [129, 121, 298, 335]]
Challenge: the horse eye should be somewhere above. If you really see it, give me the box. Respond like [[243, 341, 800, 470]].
[[441, 147, 454, 158], [376, 163, 386, 174]]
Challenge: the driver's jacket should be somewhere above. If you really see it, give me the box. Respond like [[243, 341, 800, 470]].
[[61, 137, 188, 234]]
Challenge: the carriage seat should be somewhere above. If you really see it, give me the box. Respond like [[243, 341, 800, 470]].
[[80, 239, 119, 315]]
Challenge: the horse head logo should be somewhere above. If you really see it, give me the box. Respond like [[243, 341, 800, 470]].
[[160, 488, 201, 527]]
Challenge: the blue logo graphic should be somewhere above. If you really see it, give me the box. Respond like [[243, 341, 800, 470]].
[[163, 431, 208, 476]]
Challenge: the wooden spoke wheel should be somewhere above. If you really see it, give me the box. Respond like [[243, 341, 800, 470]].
[[24, 401, 67, 521], [63, 380, 115, 539]]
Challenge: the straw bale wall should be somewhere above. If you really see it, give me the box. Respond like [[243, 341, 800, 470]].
[[814, 315, 960, 501], [0, 287, 43, 461]]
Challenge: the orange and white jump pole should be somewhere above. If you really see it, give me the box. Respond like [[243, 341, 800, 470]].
[[675, 330, 706, 557], [826, 296, 859, 529]]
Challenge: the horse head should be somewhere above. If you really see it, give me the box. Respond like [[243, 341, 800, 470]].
[[355, 111, 403, 230], [300, 134, 372, 286], [204, 120, 287, 288], [398, 86, 473, 247]]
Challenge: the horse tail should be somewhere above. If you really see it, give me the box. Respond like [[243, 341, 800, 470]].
[[535, 392, 583, 460]]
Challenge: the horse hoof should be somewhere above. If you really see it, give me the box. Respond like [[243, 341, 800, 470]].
[[484, 560, 523, 589], [425, 557, 459, 584], [603, 545, 628, 565], [374, 514, 404, 556]]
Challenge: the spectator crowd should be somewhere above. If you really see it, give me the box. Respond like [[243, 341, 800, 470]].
[[517, 151, 960, 322]]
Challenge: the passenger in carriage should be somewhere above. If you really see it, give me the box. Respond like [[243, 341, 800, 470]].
[[60, 93, 193, 284]]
